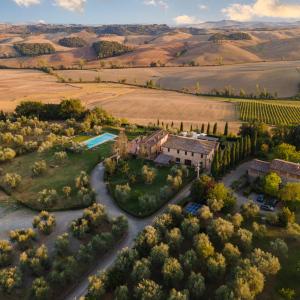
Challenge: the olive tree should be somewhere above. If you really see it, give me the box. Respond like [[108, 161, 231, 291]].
[[162, 258, 184, 285], [33, 211, 56, 235]]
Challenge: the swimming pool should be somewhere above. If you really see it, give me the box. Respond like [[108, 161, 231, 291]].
[[82, 133, 117, 149]]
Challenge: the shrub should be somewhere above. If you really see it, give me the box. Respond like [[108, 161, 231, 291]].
[[54, 151, 67, 162], [37, 189, 57, 208], [32, 160, 47, 177], [115, 184, 131, 203], [62, 186, 72, 198], [279, 288, 296, 300], [33, 211, 56, 235], [2, 173, 21, 190], [138, 193, 157, 212], [0, 240, 13, 267]]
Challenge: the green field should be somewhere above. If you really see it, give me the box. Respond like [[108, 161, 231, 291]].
[[0, 142, 112, 211], [108, 159, 194, 217], [239, 101, 300, 125]]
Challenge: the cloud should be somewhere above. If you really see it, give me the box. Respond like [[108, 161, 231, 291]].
[[223, 0, 300, 21], [144, 0, 168, 9], [198, 4, 207, 10], [13, 0, 40, 6], [54, 0, 86, 12], [174, 15, 200, 25]]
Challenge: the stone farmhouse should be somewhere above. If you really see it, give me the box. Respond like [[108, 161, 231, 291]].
[[249, 159, 300, 182], [128, 130, 219, 172]]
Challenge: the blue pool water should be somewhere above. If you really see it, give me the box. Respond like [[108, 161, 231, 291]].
[[83, 133, 117, 149]]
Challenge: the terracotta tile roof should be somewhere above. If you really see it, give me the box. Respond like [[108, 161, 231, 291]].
[[270, 159, 300, 176], [250, 159, 270, 173], [141, 130, 168, 147], [162, 135, 218, 155]]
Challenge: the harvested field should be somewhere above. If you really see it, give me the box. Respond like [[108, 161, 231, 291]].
[[57, 60, 300, 98], [0, 69, 240, 132]]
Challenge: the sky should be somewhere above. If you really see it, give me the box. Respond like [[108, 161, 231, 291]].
[[1, 0, 300, 25]]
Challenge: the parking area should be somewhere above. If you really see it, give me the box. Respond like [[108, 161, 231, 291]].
[[222, 160, 280, 213]]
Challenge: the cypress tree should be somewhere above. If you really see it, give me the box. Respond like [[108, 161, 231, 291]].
[[190, 124, 193, 132], [247, 135, 252, 156], [207, 123, 211, 135], [157, 119, 160, 126], [251, 131, 258, 155], [171, 121, 174, 128], [231, 143, 236, 167], [213, 122, 218, 135], [236, 140, 240, 162], [224, 122, 229, 136], [211, 149, 220, 178], [201, 123, 205, 133], [227, 146, 231, 170], [180, 122, 184, 132], [240, 137, 245, 160]]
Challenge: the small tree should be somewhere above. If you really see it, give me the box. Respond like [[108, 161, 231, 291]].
[[2, 173, 21, 191], [142, 165, 156, 184], [187, 271, 205, 298], [54, 233, 70, 256], [162, 258, 184, 285], [33, 211, 56, 235], [150, 243, 169, 266], [263, 172, 282, 197], [104, 158, 117, 176], [31, 277, 50, 300], [115, 184, 131, 203], [0, 267, 22, 294], [37, 189, 57, 209], [114, 285, 129, 300], [131, 258, 151, 283], [250, 248, 281, 276], [9, 228, 36, 250], [0, 240, 13, 267], [270, 238, 288, 259], [32, 160, 47, 177], [134, 279, 163, 300], [193, 233, 214, 259], [54, 151, 68, 163]]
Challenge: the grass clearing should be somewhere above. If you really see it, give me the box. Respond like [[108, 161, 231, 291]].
[[108, 158, 194, 217], [0, 142, 113, 210]]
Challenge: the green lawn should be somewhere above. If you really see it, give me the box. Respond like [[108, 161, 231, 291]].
[[0, 142, 113, 211], [108, 158, 195, 217]]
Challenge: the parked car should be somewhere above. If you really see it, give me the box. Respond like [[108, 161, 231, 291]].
[[260, 204, 275, 212], [256, 195, 264, 203], [270, 199, 280, 207]]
